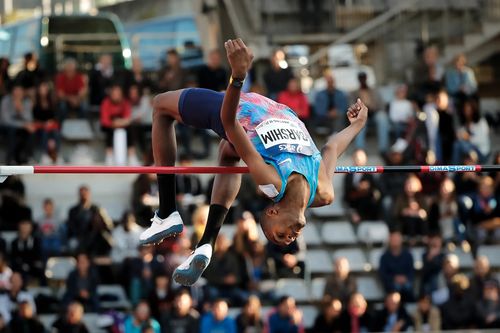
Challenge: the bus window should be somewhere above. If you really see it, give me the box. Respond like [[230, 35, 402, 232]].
[[0, 29, 11, 58], [12, 20, 39, 64]]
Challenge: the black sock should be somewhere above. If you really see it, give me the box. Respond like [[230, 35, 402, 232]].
[[157, 174, 177, 218], [198, 204, 228, 248]]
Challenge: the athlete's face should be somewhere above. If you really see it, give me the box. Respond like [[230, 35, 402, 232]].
[[261, 205, 305, 246]]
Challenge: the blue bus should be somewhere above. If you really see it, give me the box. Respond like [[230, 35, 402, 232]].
[[0, 13, 132, 75], [125, 15, 203, 70]]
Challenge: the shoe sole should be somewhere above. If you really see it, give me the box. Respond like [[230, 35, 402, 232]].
[[173, 254, 210, 286], [139, 224, 184, 246]]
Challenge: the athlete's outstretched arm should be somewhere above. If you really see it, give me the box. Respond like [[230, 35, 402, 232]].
[[322, 99, 368, 178], [221, 39, 280, 187]]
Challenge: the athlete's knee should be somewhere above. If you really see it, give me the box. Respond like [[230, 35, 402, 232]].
[[318, 189, 335, 206]]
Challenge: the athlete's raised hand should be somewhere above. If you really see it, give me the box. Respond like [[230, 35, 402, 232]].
[[224, 38, 254, 79], [347, 98, 368, 127]]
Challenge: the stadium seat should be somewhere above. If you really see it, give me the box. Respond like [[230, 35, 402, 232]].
[[97, 285, 132, 310], [410, 247, 426, 270], [311, 277, 326, 301], [310, 201, 346, 218], [83, 313, 109, 333], [302, 223, 322, 246], [478, 245, 500, 268], [368, 248, 385, 271], [356, 276, 385, 302], [0, 231, 17, 252], [61, 119, 94, 141], [450, 248, 474, 269], [356, 221, 389, 245], [299, 305, 319, 328], [228, 307, 242, 319], [332, 248, 369, 272], [38, 314, 57, 331], [321, 221, 357, 245], [45, 257, 76, 281], [275, 278, 310, 303], [306, 249, 334, 274]]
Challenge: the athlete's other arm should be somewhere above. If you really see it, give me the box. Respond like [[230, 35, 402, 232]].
[[311, 100, 368, 207], [221, 39, 280, 187]]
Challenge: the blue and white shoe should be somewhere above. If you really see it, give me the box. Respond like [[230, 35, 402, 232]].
[[139, 211, 183, 246], [173, 244, 212, 286]]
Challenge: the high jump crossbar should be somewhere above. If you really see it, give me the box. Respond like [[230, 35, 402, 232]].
[[0, 165, 498, 181]]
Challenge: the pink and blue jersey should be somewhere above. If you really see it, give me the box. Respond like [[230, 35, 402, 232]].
[[178, 88, 322, 206], [237, 93, 321, 206]]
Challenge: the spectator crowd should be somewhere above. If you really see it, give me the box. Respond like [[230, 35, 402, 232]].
[[0, 41, 498, 333]]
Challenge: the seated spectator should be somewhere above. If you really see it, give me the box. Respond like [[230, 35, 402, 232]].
[[124, 301, 161, 333], [160, 289, 199, 333], [111, 212, 145, 261], [89, 54, 114, 106], [352, 71, 390, 154], [123, 57, 152, 94], [313, 71, 348, 134], [379, 146, 408, 221], [197, 49, 228, 92], [52, 301, 89, 333], [55, 58, 86, 120], [63, 252, 100, 312], [441, 274, 476, 330], [277, 77, 310, 121], [37, 198, 64, 258], [343, 149, 381, 223], [14, 52, 45, 95], [129, 83, 153, 158], [492, 151, 500, 196], [470, 255, 497, 301], [428, 178, 462, 243], [467, 176, 500, 249], [445, 53, 477, 101], [147, 274, 172, 320], [263, 49, 293, 101], [132, 174, 159, 227], [452, 97, 490, 164], [0, 272, 36, 323], [157, 49, 187, 93], [420, 233, 445, 295], [34, 80, 61, 164], [266, 237, 306, 279], [454, 150, 481, 196], [10, 220, 43, 282], [0, 252, 12, 292], [0, 175, 31, 231], [476, 279, 500, 329], [203, 235, 249, 306], [379, 231, 415, 301], [0, 57, 11, 99], [372, 292, 412, 332], [423, 89, 456, 163], [66, 185, 113, 255], [392, 174, 428, 243], [100, 83, 138, 166], [432, 253, 460, 305], [311, 298, 347, 333], [265, 296, 304, 333], [233, 212, 267, 289], [323, 256, 357, 305], [8, 300, 44, 333], [236, 295, 263, 333], [389, 84, 415, 139], [0, 84, 34, 164], [344, 293, 372, 332], [412, 294, 441, 332], [200, 299, 237, 333], [123, 246, 163, 306], [410, 45, 444, 103]]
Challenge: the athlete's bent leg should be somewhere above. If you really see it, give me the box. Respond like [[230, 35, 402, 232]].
[[139, 90, 185, 245], [173, 140, 242, 285]]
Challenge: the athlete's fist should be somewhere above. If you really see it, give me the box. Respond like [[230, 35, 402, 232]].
[[347, 98, 368, 127], [225, 38, 254, 79]]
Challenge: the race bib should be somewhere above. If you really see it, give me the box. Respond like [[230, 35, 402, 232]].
[[255, 118, 313, 155]]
